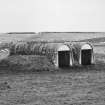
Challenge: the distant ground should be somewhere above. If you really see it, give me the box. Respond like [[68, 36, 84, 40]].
[[27, 32, 105, 42], [0, 33, 38, 42], [0, 32, 105, 42], [80, 37, 105, 43]]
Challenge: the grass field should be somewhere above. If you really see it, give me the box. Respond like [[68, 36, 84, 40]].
[[28, 32, 105, 42], [0, 44, 104, 105], [0, 33, 38, 42], [0, 33, 105, 105], [0, 65, 105, 105], [0, 32, 105, 42]]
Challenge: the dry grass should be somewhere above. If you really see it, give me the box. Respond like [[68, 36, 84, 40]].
[[0, 45, 103, 104], [0, 62, 105, 105], [28, 32, 105, 42], [0, 55, 55, 72], [0, 34, 104, 104], [0, 32, 105, 42]]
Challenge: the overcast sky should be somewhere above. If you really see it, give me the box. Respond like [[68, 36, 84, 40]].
[[0, 0, 105, 32]]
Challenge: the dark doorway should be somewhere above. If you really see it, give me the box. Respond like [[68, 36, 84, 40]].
[[58, 51, 70, 67], [81, 49, 92, 65]]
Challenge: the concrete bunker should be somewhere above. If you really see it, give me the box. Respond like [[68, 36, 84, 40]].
[[31, 43, 74, 68], [71, 42, 94, 66], [44, 43, 73, 68]]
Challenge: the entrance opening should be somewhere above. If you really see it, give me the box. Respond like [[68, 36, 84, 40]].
[[81, 49, 92, 65], [58, 51, 70, 67]]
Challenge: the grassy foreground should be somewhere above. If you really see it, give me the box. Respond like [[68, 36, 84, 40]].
[[0, 53, 104, 72], [0, 45, 104, 104], [0, 55, 55, 72], [0, 55, 104, 105]]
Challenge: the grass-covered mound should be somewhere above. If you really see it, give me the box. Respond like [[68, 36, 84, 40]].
[[0, 55, 56, 72]]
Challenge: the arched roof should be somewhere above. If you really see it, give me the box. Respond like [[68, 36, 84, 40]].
[[58, 45, 70, 51], [71, 42, 93, 50], [40, 43, 70, 52], [81, 43, 92, 49]]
